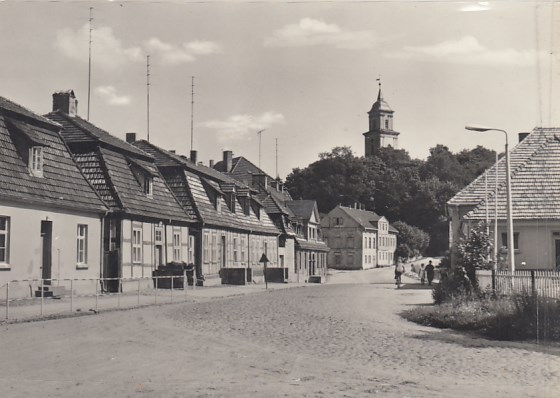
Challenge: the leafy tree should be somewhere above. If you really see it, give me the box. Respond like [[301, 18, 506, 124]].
[[456, 222, 492, 289], [393, 221, 430, 261]]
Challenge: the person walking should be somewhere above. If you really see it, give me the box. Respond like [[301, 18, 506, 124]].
[[419, 263, 426, 285], [425, 260, 435, 286]]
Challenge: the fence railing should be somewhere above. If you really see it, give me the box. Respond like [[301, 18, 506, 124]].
[[0, 274, 197, 321], [492, 270, 560, 299]]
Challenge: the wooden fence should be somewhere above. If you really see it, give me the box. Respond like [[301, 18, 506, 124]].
[[492, 270, 560, 299]]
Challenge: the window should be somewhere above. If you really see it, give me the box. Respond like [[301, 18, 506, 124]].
[[144, 176, 153, 197], [154, 227, 163, 243], [346, 236, 354, 248], [188, 235, 195, 263], [203, 232, 209, 263], [29, 146, 44, 177], [173, 230, 181, 261], [233, 237, 239, 262], [211, 233, 217, 263], [334, 252, 341, 266], [385, 119, 389, 129], [332, 217, 344, 226], [76, 224, 88, 266], [0, 216, 10, 264], [501, 232, 520, 250], [132, 228, 142, 263], [241, 236, 246, 262]]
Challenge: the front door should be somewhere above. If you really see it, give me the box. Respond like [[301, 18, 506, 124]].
[[555, 239, 560, 270], [221, 236, 226, 268], [41, 220, 53, 284], [155, 245, 163, 267]]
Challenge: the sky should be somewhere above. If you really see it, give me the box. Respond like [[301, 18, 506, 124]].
[[0, 0, 558, 179]]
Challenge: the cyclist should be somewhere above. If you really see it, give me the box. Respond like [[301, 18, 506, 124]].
[[394, 263, 405, 288]]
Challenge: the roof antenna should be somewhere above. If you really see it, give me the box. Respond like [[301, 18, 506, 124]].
[[190, 76, 195, 152], [87, 7, 93, 121], [146, 55, 150, 142], [257, 129, 266, 168], [275, 137, 279, 179]]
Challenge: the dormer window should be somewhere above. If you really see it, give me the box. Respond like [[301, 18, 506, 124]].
[[29, 146, 44, 177], [144, 175, 153, 197]]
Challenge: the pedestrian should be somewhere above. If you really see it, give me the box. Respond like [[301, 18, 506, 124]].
[[419, 263, 426, 285], [425, 260, 435, 286], [395, 263, 405, 287]]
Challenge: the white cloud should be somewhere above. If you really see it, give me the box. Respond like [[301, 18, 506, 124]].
[[95, 86, 131, 106], [264, 18, 379, 49], [386, 36, 544, 67], [55, 24, 141, 69], [460, 2, 491, 12], [202, 112, 285, 143], [55, 24, 221, 68]]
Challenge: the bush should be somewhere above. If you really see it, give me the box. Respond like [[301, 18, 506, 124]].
[[432, 267, 472, 304]]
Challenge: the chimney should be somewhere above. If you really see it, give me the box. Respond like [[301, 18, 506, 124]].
[[52, 90, 78, 116], [209, 159, 214, 168], [518, 132, 530, 143], [125, 132, 136, 143], [223, 150, 233, 172], [169, 150, 176, 154], [190, 150, 198, 164]]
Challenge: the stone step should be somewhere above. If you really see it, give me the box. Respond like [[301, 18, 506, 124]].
[[34, 285, 71, 298]]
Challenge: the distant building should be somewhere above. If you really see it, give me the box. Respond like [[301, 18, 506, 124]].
[[321, 205, 398, 270], [448, 127, 560, 270], [130, 140, 280, 281], [45, 90, 193, 292], [363, 83, 400, 157], [214, 153, 329, 282], [0, 95, 107, 298]]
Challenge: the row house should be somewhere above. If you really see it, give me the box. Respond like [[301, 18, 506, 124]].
[[130, 139, 280, 281], [46, 91, 193, 292], [214, 152, 329, 282], [0, 96, 107, 298], [320, 205, 398, 270], [448, 128, 560, 270]]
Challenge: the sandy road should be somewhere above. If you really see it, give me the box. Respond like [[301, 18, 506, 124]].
[[0, 267, 559, 397]]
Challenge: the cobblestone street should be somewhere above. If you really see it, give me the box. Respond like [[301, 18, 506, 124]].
[[1, 268, 559, 397]]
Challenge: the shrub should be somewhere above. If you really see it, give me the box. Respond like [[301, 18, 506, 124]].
[[432, 266, 472, 304]]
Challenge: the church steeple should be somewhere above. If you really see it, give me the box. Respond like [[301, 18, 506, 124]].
[[363, 78, 400, 157]]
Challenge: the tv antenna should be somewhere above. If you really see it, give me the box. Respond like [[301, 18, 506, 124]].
[[275, 138, 279, 179], [146, 55, 150, 142], [257, 129, 266, 168], [87, 7, 93, 121], [190, 76, 195, 152]]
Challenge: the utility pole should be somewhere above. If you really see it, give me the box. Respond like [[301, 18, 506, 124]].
[[87, 7, 93, 121], [146, 55, 150, 142]]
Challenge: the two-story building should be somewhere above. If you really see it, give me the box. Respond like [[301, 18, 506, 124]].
[[130, 140, 280, 282], [0, 95, 107, 298], [46, 90, 193, 291], [321, 205, 397, 269]]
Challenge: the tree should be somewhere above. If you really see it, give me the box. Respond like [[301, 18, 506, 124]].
[[456, 222, 492, 289], [393, 221, 430, 262]]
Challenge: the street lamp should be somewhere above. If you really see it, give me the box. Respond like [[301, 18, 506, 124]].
[[465, 125, 515, 274]]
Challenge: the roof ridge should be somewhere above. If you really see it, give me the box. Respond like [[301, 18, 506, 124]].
[[0, 96, 61, 129]]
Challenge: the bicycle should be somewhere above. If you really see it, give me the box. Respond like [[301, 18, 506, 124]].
[[395, 272, 402, 288]]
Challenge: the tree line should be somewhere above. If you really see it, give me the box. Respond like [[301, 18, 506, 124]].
[[285, 145, 497, 259]]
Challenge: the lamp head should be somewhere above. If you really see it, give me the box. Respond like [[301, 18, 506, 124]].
[[465, 125, 494, 132]]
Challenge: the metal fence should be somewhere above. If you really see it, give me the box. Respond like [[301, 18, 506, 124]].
[[493, 270, 560, 299], [0, 274, 197, 321]]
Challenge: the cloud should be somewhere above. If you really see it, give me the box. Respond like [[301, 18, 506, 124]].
[[264, 18, 379, 49], [460, 2, 491, 12], [386, 36, 544, 67], [95, 86, 131, 106], [55, 24, 222, 68], [202, 112, 285, 143], [55, 24, 141, 69]]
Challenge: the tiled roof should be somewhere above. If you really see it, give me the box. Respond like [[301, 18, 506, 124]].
[[46, 111, 151, 160], [215, 156, 274, 184], [0, 96, 61, 129], [285, 200, 317, 222], [338, 206, 381, 229], [463, 128, 560, 220], [0, 110, 106, 213], [132, 141, 278, 234], [294, 237, 330, 251]]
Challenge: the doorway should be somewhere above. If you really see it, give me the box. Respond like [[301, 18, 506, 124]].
[[41, 220, 53, 284], [555, 239, 560, 270], [221, 236, 226, 269]]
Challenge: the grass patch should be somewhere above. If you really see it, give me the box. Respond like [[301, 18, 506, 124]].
[[403, 293, 560, 342]]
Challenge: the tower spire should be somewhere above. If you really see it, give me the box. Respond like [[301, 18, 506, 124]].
[[376, 75, 383, 100]]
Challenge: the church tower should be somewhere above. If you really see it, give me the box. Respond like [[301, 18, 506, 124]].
[[363, 81, 400, 157]]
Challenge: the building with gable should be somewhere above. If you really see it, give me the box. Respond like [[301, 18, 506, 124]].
[[214, 152, 329, 282], [320, 205, 398, 270], [363, 83, 400, 157], [129, 140, 280, 281], [45, 91, 193, 291], [0, 95, 107, 298], [448, 128, 560, 270]]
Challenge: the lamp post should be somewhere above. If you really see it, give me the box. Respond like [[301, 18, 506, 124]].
[[465, 125, 515, 275]]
